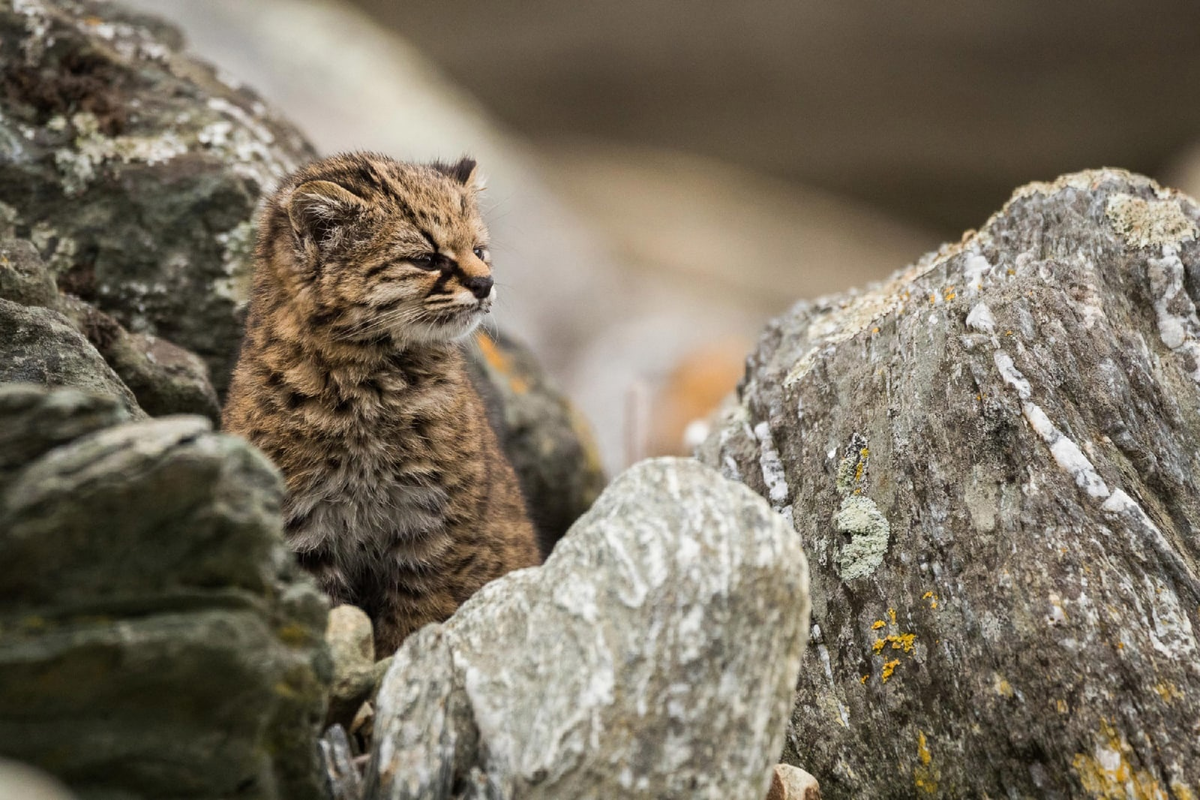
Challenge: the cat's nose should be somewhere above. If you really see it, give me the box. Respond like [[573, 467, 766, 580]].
[[463, 275, 494, 300]]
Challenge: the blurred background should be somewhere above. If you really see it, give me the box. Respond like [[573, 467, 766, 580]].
[[123, 0, 1200, 472]]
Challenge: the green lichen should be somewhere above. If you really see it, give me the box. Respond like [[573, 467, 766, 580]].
[[835, 494, 891, 580], [833, 433, 890, 580]]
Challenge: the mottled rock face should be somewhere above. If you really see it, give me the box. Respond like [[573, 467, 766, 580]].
[[0, 385, 331, 800], [0, 0, 315, 393], [699, 170, 1200, 798], [366, 457, 810, 800]]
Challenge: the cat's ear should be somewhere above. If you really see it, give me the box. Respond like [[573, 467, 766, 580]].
[[287, 180, 368, 248], [432, 156, 479, 187]]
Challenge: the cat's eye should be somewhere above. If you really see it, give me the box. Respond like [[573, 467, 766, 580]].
[[473, 246, 489, 261], [408, 253, 438, 270]]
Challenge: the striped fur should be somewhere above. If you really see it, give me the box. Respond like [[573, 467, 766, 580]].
[[223, 153, 540, 655]]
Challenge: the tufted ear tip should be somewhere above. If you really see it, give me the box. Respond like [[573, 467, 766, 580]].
[[287, 180, 367, 247], [432, 156, 478, 187]]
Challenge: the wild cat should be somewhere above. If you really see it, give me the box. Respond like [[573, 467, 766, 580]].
[[223, 153, 540, 654]]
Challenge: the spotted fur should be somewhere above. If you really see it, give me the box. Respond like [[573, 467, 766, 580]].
[[223, 152, 540, 654]]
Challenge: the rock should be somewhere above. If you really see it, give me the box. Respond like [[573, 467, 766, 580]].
[[765, 765, 821, 800], [0, 238, 57, 307], [365, 457, 810, 800], [465, 331, 606, 555], [1, 237, 221, 421], [0, 385, 331, 800], [0, 297, 143, 418], [326, 604, 380, 727], [0, 759, 78, 800], [319, 725, 363, 800], [0, 0, 315, 394], [58, 295, 221, 422], [698, 169, 1200, 797], [0, 384, 127, 484]]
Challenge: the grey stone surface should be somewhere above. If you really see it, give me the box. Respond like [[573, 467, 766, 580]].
[[365, 457, 810, 800], [699, 169, 1200, 797], [0, 385, 332, 800], [465, 331, 606, 556], [1, 237, 220, 421], [0, 0, 315, 394], [0, 297, 142, 417]]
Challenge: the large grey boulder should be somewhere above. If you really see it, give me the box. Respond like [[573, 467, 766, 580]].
[[0, 384, 331, 800], [365, 457, 810, 800], [0, 0, 314, 394], [699, 169, 1200, 797]]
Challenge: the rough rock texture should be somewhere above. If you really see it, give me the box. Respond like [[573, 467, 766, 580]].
[[0, 297, 142, 417], [0, 0, 315, 393], [465, 331, 606, 555], [1, 236, 219, 421], [0, 384, 331, 800], [699, 169, 1200, 797], [366, 457, 809, 800]]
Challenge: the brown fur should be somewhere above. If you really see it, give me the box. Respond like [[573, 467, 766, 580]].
[[223, 152, 540, 655]]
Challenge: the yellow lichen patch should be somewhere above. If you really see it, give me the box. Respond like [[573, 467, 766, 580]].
[[872, 619, 886, 629], [276, 623, 312, 647], [1072, 719, 1167, 800], [888, 608, 897, 625], [992, 673, 1014, 698], [881, 659, 901, 682], [1153, 682, 1183, 704], [860, 674, 869, 685], [913, 731, 939, 794], [1171, 782, 1197, 800], [922, 591, 939, 609], [873, 638, 886, 654], [1056, 699, 1069, 714]]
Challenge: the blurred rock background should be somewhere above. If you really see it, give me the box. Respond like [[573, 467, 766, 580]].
[[121, 0, 1200, 471]]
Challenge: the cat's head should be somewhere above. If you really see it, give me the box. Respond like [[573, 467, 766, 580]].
[[271, 152, 494, 345]]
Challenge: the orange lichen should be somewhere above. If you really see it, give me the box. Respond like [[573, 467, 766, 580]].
[[474, 333, 530, 394], [1072, 719, 1167, 800], [881, 659, 900, 682], [872, 620, 886, 629], [914, 730, 940, 794]]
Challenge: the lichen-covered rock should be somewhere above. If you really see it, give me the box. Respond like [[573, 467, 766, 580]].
[[465, 331, 606, 555], [0, 0, 315, 393], [0, 297, 142, 417], [699, 169, 1200, 797], [365, 457, 809, 800], [0, 384, 331, 800]]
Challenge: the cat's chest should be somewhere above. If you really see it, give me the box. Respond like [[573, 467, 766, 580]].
[[285, 408, 460, 554]]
